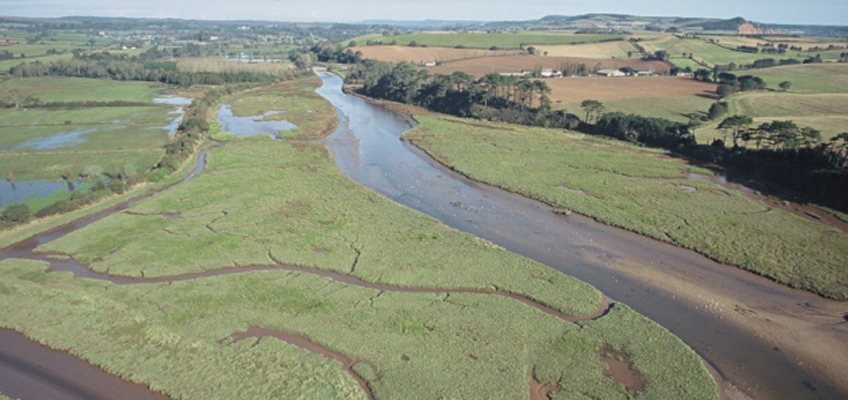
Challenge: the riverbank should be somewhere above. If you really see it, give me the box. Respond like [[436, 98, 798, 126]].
[[400, 113, 848, 398]]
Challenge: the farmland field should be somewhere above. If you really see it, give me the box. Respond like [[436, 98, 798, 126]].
[[350, 45, 520, 63], [748, 63, 848, 93], [597, 96, 715, 122], [0, 77, 161, 103], [640, 37, 811, 67], [533, 40, 639, 58], [428, 55, 670, 77], [543, 76, 715, 107], [0, 53, 73, 74], [176, 57, 294, 76], [348, 32, 623, 49], [694, 91, 848, 144], [405, 116, 848, 300]]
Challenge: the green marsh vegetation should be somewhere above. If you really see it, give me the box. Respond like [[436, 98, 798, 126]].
[[406, 116, 848, 300], [227, 76, 338, 139], [3, 138, 717, 399]]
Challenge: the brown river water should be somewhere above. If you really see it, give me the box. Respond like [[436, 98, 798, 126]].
[[0, 72, 845, 400]]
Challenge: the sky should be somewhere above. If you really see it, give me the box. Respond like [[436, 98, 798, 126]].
[[1, 0, 846, 26]]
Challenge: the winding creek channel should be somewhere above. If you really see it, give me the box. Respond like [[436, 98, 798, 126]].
[[0, 72, 846, 400]]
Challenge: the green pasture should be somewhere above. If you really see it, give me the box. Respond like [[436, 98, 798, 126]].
[[0, 77, 161, 103], [347, 32, 623, 49], [725, 92, 848, 118], [1, 44, 84, 58], [748, 63, 848, 94], [669, 57, 706, 71], [593, 96, 714, 123], [406, 116, 848, 300], [648, 37, 814, 67], [0, 53, 73, 74]]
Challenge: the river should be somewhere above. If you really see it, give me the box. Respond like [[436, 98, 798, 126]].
[[317, 72, 847, 400]]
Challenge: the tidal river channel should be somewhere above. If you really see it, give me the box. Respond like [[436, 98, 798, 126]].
[[0, 73, 845, 400], [317, 72, 848, 400]]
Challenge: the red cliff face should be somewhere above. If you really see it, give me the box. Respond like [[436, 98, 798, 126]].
[[738, 22, 781, 35]]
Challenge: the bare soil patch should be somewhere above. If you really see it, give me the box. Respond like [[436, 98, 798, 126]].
[[351, 45, 520, 64], [543, 76, 716, 105], [429, 55, 670, 78], [602, 346, 645, 393]]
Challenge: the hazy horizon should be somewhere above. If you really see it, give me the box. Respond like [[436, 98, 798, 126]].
[[1, 0, 847, 26]]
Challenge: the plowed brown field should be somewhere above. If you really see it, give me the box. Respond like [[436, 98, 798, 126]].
[[542, 76, 717, 104]]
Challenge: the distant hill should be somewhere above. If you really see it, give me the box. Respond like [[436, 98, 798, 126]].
[[695, 17, 747, 31]]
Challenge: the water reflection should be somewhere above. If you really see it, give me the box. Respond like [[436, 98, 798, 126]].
[[216, 103, 296, 139]]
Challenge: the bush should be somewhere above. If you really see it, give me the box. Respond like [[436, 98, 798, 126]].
[[2, 204, 33, 223]]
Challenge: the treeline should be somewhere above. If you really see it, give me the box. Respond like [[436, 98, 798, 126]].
[[7, 58, 296, 85], [343, 58, 847, 208], [346, 60, 580, 129], [594, 113, 695, 149]]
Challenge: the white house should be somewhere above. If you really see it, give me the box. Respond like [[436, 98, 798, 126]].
[[540, 69, 563, 78], [597, 69, 626, 77], [424, 61, 437, 67]]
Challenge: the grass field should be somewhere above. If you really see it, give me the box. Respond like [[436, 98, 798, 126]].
[[0, 78, 179, 181], [227, 76, 337, 139], [0, 77, 162, 103], [0, 53, 73, 74], [350, 45, 520, 64], [694, 91, 848, 144], [7, 135, 716, 399], [176, 57, 294, 76], [348, 32, 624, 49], [668, 57, 707, 71], [533, 40, 638, 59], [724, 92, 848, 118], [640, 37, 810, 67], [597, 95, 715, 123], [429, 55, 670, 78], [0, 44, 83, 57], [692, 66, 848, 145], [405, 116, 848, 300], [748, 63, 848, 94]]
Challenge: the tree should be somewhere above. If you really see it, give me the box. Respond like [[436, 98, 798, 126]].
[[717, 115, 753, 147], [708, 102, 729, 120], [694, 69, 712, 82], [779, 81, 791, 92], [2, 204, 33, 224], [580, 100, 605, 124]]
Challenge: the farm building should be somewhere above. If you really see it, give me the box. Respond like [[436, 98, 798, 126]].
[[541, 69, 563, 78], [424, 61, 437, 67], [620, 67, 656, 76], [597, 69, 626, 77]]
